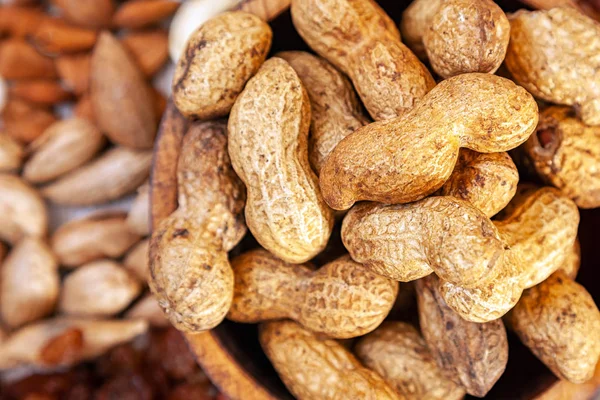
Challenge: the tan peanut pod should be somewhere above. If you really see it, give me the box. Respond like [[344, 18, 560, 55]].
[[518, 106, 600, 208], [0, 38, 57, 80], [91, 32, 157, 149], [121, 29, 169, 78], [125, 293, 169, 327], [228, 58, 333, 263], [320, 73, 538, 210], [51, 0, 114, 28], [124, 238, 149, 284], [172, 11, 272, 119], [403, 0, 510, 78], [55, 53, 91, 95], [0, 318, 148, 370], [59, 260, 142, 317], [560, 238, 581, 280], [292, 0, 435, 121], [440, 187, 580, 322], [416, 275, 508, 398], [277, 51, 370, 174], [1, 238, 59, 328], [2, 99, 57, 144], [112, 0, 179, 29], [0, 132, 24, 172], [150, 120, 246, 333], [342, 198, 504, 287], [505, 8, 600, 126], [506, 271, 600, 384], [23, 118, 106, 184], [51, 212, 140, 268], [260, 320, 401, 400], [229, 250, 398, 339], [401, 0, 444, 59], [0, 174, 47, 244], [126, 183, 150, 236], [355, 321, 466, 400], [41, 147, 153, 206], [438, 150, 518, 217]]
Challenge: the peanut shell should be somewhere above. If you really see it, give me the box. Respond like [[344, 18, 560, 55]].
[[228, 58, 334, 263]]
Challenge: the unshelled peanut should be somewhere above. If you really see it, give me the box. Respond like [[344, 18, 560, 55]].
[[260, 320, 401, 400], [150, 120, 246, 333], [228, 249, 398, 339], [506, 271, 600, 384], [417, 274, 508, 397], [228, 58, 334, 263], [320, 73, 537, 210], [342, 197, 503, 287]]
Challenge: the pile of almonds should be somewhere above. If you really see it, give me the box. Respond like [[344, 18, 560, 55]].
[[0, 0, 225, 398]]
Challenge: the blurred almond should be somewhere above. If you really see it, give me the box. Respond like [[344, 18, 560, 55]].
[[0, 74, 6, 112], [10, 80, 73, 105], [2, 99, 57, 143], [126, 183, 150, 235], [32, 18, 98, 54], [153, 87, 167, 118], [39, 328, 84, 366], [41, 147, 152, 206], [0, 242, 7, 263], [122, 28, 169, 77], [0, 318, 148, 370], [1, 0, 40, 5], [73, 94, 95, 123], [1, 238, 60, 328], [113, 0, 180, 29], [126, 294, 169, 327], [123, 238, 149, 283], [51, 0, 115, 28], [51, 212, 141, 267], [0, 132, 24, 172], [23, 118, 105, 183], [91, 32, 157, 149], [0, 174, 47, 244], [59, 260, 142, 317], [0, 38, 57, 80], [0, 6, 45, 37], [55, 53, 91, 95]]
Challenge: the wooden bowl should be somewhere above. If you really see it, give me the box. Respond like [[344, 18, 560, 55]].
[[150, 1, 600, 399]]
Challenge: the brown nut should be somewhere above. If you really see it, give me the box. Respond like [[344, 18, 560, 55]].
[[506, 271, 600, 384], [112, 0, 179, 29], [291, 0, 435, 121], [229, 250, 398, 339], [440, 187, 580, 323], [51, 212, 140, 268], [0, 132, 24, 172], [125, 293, 169, 327], [405, 0, 510, 78], [276, 51, 370, 174], [31, 18, 98, 54], [228, 58, 334, 263], [0, 318, 148, 370], [91, 32, 157, 149], [320, 73, 538, 210], [517, 106, 600, 208], [2, 99, 57, 144], [124, 238, 149, 284], [51, 0, 115, 28], [121, 29, 169, 78], [1, 238, 59, 328], [260, 320, 401, 400], [0, 174, 47, 244], [0, 6, 46, 38], [342, 197, 504, 287], [505, 8, 600, 125], [41, 146, 153, 206], [59, 260, 142, 317], [438, 150, 518, 217], [9, 79, 73, 106], [172, 11, 272, 119], [23, 118, 106, 184], [126, 183, 150, 236], [55, 53, 91, 95], [355, 321, 466, 400], [416, 274, 508, 398], [150, 120, 246, 333], [0, 38, 57, 80]]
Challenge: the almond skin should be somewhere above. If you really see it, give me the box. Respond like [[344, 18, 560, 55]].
[[55, 53, 91, 95], [9, 79, 73, 105], [0, 6, 46, 37], [31, 18, 98, 54], [23, 118, 106, 183], [51, 0, 114, 28], [121, 28, 169, 77], [2, 99, 57, 144], [91, 32, 157, 149], [0, 38, 57, 80], [112, 0, 180, 29]]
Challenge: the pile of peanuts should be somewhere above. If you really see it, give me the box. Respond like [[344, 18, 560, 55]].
[[0, 0, 600, 399]]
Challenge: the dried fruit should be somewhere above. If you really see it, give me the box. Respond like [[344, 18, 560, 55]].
[[228, 58, 334, 263]]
